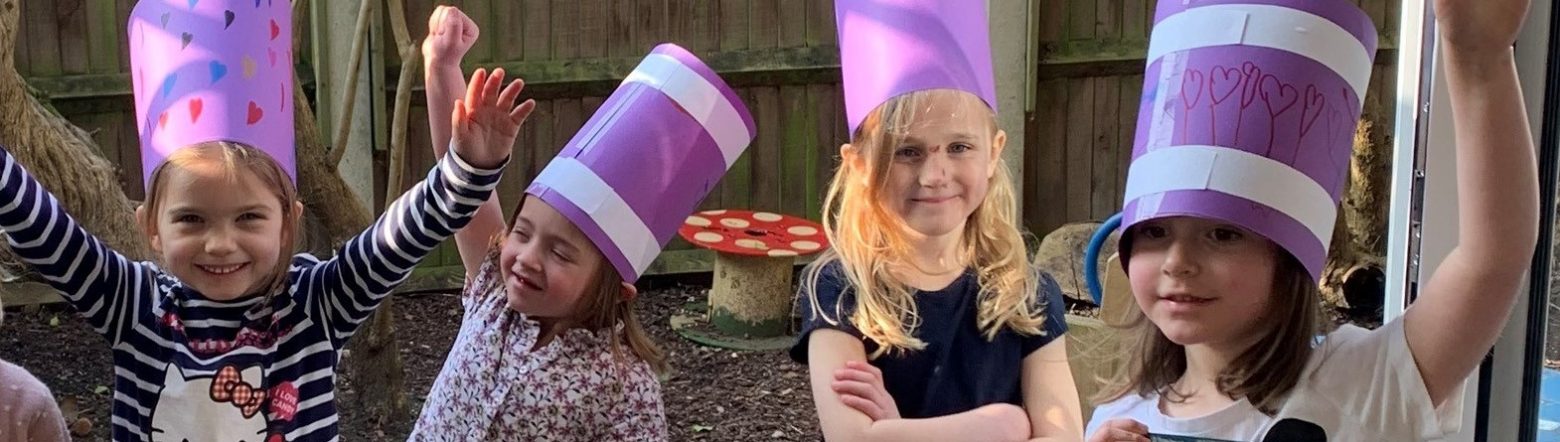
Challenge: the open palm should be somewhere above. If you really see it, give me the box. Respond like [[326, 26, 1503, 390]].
[[452, 68, 535, 170]]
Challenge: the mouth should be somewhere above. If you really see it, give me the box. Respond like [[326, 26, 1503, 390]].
[[508, 273, 545, 292], [196, 263, 249, 276], [911, 195, 957, 204], [1159, 294, 1216, 305]]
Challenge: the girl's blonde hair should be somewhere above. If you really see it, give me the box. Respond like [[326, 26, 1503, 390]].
[[801, 89, 1048, 358], [140, 141, 302, 298], [1095, 227, 1325, 413], [478, 197, 667, 374]]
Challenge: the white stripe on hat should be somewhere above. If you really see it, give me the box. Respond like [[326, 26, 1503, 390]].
[[622, 53, 752, 169], [532, 157, 662, 278], [1122, 145, 1337, 248], [1146, 4, 1373, 99]]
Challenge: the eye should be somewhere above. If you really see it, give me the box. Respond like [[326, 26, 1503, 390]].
[[893, 146, 921, 159], [174, 214, 202, 224], [1209, 227, 1244, 242], [512, 229, 531, 243], [552, 249, 572, 262], [238, 212, 265, 222], [1136, 224, 1167, 239], [948, 143, 974, 153]]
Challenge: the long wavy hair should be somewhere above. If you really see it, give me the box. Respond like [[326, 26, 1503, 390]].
[[801, 89, 1050, 358]]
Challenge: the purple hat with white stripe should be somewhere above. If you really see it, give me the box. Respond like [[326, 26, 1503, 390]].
[[526, 44, 756, 283], [1121, 0, 1377, 281], [835, 0, 997, 134]]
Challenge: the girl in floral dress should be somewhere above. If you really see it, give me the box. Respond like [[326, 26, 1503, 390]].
[[408, 7, 757, 441]]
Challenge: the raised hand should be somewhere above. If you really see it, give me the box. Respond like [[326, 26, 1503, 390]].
[[1434, 0, 1530, 53], [831, 361, 901, 421], [451, 68, 535, 170], [423, 5, 479, 69]]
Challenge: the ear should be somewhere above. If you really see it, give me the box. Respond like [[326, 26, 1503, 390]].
[[839, 143, 868, 186], [136, 204, 163, 254], [988, 129, 1008, 178], [620, 281, 638, 301], [291, 201, 305, 225]]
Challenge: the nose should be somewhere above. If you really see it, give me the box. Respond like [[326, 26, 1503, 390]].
[[918, 148, 951, 188], [512, 242, 543, 274], [1160, 239, 1200, 278], [204, 228, 237, 256]]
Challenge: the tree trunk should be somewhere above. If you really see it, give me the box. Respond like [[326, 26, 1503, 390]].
[[287, 0, 409, 426], [0, 0, 151, 278], [1320, 118, 1390, 319]]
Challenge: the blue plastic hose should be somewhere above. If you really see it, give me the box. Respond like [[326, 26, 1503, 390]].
[[1084, 212, 1123, 306]]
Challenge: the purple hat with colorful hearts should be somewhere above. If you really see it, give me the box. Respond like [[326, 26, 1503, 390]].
[[835, 0, 997, 134], [129, 0, 295, 186], [526, 44, 756, 283], [1121, 0, 1377, 281]]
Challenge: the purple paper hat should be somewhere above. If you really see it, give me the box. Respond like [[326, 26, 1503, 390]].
[[835, 0, 997, 134], [526, 44, 756, 283], [1121, 0, 1378, 281], [129, 0, 296, 185]]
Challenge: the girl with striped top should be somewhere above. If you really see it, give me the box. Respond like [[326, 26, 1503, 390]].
[[0, 2, 532, 441]]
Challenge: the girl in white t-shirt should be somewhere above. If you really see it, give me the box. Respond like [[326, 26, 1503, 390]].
[[1087, 0, 1539, 440]]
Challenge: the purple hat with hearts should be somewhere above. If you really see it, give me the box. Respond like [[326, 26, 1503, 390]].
[[129, 0, 296, 185], [1121, 0, 1378, 280], [525, 44, 756, 283]]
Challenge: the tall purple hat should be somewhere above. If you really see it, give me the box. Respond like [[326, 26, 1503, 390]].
[[526, 44, 756, 283], [1121, 0, 1378, 280], [835, 0, 997, 134], [129, 0, 296, 185]]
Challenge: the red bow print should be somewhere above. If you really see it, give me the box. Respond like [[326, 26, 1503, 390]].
[[209, 366, 268, 418]]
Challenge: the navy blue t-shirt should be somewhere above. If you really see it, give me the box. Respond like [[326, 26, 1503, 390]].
[[789, 261, 1070, 419]]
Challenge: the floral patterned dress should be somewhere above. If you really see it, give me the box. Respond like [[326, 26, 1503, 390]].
[[409, 261, 667, 441]]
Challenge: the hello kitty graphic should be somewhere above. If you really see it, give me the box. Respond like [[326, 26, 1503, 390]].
[[149, 364, 296, 442]]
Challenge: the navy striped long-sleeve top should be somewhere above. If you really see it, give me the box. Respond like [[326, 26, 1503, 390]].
[[0, 144, 502, 442]]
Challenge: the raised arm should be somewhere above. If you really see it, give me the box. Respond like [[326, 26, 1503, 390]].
[[1403, 0, 1540, 405], [0, 146, 157, 344], [307, 67, 529, 347], [422, 5, 524, 281]]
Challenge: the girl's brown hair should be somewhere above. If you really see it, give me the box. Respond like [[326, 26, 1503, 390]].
[[800, 89, 1049, 358], [1096, 226, 1325, 413], [477, 197, 668, 375], [139, 141, 302, 298]]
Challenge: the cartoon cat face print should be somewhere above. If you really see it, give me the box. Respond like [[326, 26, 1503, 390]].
[[150, 364, 269, 442]]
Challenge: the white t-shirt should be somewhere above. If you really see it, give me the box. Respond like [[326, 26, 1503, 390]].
[[1086, 318, 1464, 441]]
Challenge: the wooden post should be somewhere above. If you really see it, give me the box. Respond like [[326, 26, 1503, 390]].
[[989, 0, 1030, 213], [311, 0, 384, 211]]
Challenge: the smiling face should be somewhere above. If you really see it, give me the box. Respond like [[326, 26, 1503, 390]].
[[864, 90, 1005, 239], [139, 143, 301, 301], [497, 196, 612, 318], [1126, 216, 1280, 350]]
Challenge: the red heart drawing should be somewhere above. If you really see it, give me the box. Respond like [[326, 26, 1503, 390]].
[[270, 20, 280, 40], [1240, 62, 1263, 108], [1259, 74, 1298, 117], [247, 101, 264, 125], [157, 112, 169, 130], [1298, 84, 1327, 141], [1209, 65, 1242, 105], [188, 98, 204, 123], [1179, 69, 1205, 110]]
